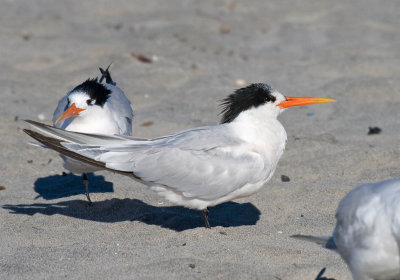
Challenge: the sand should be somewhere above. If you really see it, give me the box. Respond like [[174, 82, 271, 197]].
[[1, 0, 400, 279]]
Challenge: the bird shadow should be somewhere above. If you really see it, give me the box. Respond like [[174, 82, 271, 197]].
[[2, 199, 260, 231], [33, 173, 114, 200]]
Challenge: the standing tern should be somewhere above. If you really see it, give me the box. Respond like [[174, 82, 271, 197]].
[[52, 66, 133, 203], [293, 178, 400, 280], [25, 83, 334, 227]]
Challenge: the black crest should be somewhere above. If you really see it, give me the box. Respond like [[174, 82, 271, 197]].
[[219, 83, 276, 123], [71, 79, 111, 107], [99, 64, 116, 86]]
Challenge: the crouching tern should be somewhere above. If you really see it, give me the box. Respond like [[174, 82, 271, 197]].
[[293, 178, 400, 280], [25, 83, 334, 227], [52, 66, 133, 203]]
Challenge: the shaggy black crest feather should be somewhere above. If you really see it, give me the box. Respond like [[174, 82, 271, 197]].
[[72, 79, 111, 107], [219, 83, 276, 123], [99, 64, 116, 85]]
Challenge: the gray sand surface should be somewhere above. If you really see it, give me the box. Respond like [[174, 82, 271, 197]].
[[1, 1, 400, 279]]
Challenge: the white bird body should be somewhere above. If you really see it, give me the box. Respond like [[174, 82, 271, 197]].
[[25, 83, 334, 226], [50, 91, 287, 210], [333, 178, 400, 280], [50, 67, 133, 202], [293, 178, 400, 280], [138, 116, 287, 210], [53, 81, 133, 173]]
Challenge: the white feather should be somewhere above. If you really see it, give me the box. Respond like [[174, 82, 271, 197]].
[[28, 90, 288, 210], [51, 72, 133, 173], [334, 178, 400, 280], [295, 178, 400, 280]]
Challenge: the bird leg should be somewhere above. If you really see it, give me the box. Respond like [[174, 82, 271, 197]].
[[202, 208, 211, 229], [82, 173, 92, 205]]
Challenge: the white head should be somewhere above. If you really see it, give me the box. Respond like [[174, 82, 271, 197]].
[[219, 83, 335, 123], [56, 79, 111, 124]]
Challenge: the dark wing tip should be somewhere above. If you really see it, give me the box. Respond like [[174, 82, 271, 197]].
[[23, 129, 137, 179], [23, 128, 107, 170], [23, 128, 37, 138], [24, 119, 51, 127]]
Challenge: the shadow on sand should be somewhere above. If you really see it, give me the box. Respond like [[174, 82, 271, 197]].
[[3, 198, 260, 231], [33, 173, 114, 200]]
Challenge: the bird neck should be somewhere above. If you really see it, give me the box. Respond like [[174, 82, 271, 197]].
[[230, 108, 287, 159], [232, 105, 283, 131]]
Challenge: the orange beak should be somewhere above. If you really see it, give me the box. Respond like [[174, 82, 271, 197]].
[[55, 103, 85, 124], [278, 96, 335, 108]]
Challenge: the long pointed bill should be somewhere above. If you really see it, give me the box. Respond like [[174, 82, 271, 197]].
[[55, 103, 85, 124], [278, 96, 335, 108]]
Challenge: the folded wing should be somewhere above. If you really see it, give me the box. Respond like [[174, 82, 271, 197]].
[[25, 120, 268, 200]]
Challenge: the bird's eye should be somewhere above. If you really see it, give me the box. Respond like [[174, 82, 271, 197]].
[[268, 95, 276, 103], [86, 99, 94, 105]]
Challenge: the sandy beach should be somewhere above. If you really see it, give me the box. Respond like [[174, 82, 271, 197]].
[[1, 0, 400, 279]]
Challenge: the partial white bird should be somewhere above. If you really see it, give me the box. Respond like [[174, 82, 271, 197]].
[[25, 83, 334, 227], [293, 178, 400, 280], [52, 66, 133, 203]]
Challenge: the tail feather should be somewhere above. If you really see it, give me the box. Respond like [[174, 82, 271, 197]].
[[291, 234, 336, 250]]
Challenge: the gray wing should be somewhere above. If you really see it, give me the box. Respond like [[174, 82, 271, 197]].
[[26, 120, 269, 200], [110, 142, 266, 200], [104, 84, 134, 136], [64, 126, 268, 200], [52, 95, 69, 127]]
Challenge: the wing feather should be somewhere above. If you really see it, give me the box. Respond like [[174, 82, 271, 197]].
[[104, 84, 134, 136], [61, 126, 266, 200], [26, 120, 269, 200]]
